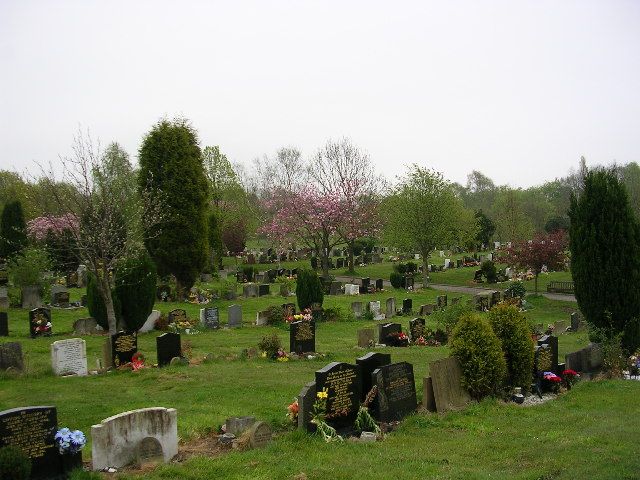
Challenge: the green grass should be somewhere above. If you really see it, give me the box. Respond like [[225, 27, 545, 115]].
[[2, 289, 625, 479]]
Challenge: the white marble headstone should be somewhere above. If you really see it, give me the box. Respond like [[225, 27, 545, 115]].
[[50, 338, 88, 376], [345, 284, 360, 295]]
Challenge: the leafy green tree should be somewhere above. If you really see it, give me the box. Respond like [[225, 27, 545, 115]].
[[384, 165, 475, 287], [207, 210, 224, 271], [0, 200, 27, 259], [493, 188, 534, 242], [87, 272, 121, 331], [569, 168, 640, 352], [544, 216, 570, 233], [138, 118, 209, 294], [474, 210, 495, 249], [114, 250, 157, 331]]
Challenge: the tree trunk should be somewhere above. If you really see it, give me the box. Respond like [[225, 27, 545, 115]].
[[98, 276, 118, 335], [347, 242, 355, 274]]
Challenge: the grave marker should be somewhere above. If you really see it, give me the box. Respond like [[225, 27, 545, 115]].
[[111, 331, 138, 367], [371, 362, 417, 422], [402, 298, 412, 314], [29, 308, 52, 338], [356, 352, 391, 401], [50, 338, 88, 376], [315, 362, 362, 429], [428, 356, 472, 413], [409, 318, 426, 342], [0, 311, 8, 336], [228, 304, 242, 328], [156, 333, 182, 367], [72, 317, 99, 336], [249, 421, 272, 448], [290, 320, 315, 354], [378, 322, 401, 344], [357, 328, 374, 348], [200, 307, 219, 329], [0, 342, 23, 371], [385, 298, 396, 318]]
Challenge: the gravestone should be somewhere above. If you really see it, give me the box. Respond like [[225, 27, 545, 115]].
[[409, 318, 426, 342], [297, 381, 316, 432], [0, 287, 8, 310], [427, 356, 472, 413], [226, 416, 256, 436], [73, 317, 99, 336], [360, 278, 371, 294], [329, 281, 342, 295], [368, 301, 382, 318], [136, 437, 164, 466], [290, 320, 315, 354], [0, 311, 8, 336], [29, 307, 52, 338], [554, 320, 568, 333], [402, 298, 412, 314], [404, 276, 415, 290], [378, 322, 401, 344], [537, 335, 558, 372], [52, 286, 70, 307], [357, 329, 374, 348], [157, 333, 182, 367], [345, 284, 359, 295], [351, 301, 363, 318], [228, 304, 242, 328], [419, 304, 435, 316], [248, 421, 272, 448], [50, 338, 88, 376], [371, 362, 417, 422], [243, 284, 258, 298], [375, 279, 384, 290], [0, 342, 23, 371], [200, 307, 219, 329], [437, 295, 448, 309], [385, 298, 396, 318], [0, 406, 63, 479], [565, 343, 603, 373], [139, 310, 161, 333], [0, 268, 7, 287], [490, 291, 501, 307], [256, 310, 269, 326], [356, 352, 391, 401], [91, 407, 178, 471], [315, 362, 362, 429], [570, 312, 581, 331], [258, 284, 270, 297], [111, 331, 138, 367]]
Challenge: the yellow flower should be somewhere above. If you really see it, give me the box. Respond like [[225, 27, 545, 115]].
[[317, 389, 328, 399]]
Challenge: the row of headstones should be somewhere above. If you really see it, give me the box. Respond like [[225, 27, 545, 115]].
[[356, 318, 431, 347], [297, 353, 418, 432], [0, 405, 183, 476]]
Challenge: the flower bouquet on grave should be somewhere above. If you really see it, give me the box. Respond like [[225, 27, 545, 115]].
[[310, 388, 343, 443], [169, 317, 199, 335], [54, 427, 86, 472], [542, 372, 562, 393], [276, 348, 289, 362], [562, 369, 580, 389], [286, 399, 299, 423], [131, 352, 146, 371], [287, 308, 312, 324], [386, 331, 409, 347]]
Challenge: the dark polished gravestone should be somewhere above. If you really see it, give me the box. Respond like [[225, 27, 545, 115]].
[[0, 311, 8, 336], [29, 307, 52, 338], [111, 331, 138, 367], [200, 307, 219, 329], [371, 362, 417, 422], [315, 362, 362, 430], [409, 318, 426, 342], [377, 322, 401, 344], [360, 277, 371, 294], [290, 320, 316, 354], [156, 332, 182, 367], [0, 406, 64, 479], [0, 342, 24, 371], [375, 278, 384, 291], [404, 276, 415, 290], [258, 284, 270, 297], [356, 352, 391, 401], [402, 298, 412, 314]]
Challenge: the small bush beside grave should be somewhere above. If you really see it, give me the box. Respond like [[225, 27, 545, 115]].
[[296, 269, 324, 311]]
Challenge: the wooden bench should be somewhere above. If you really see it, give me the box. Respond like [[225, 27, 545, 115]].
[[547, 281, 574, 294]]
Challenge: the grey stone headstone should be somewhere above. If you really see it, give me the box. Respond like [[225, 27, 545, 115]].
[[428, 356, 472, 413], [22, 285, 43, 309], [297, 381, 316, 432], [136, 437, 164, 466], [570, 312, 581, 331], [385, 298, 396, 318], [73, 317, 99, 336], [357, 329, 374, 348], [50, 338, 88, 376], [0, 342, 23, 371], [0, 287, 8, 310], [248, 421, 272, 448], [351, 301, 363, 318], [226, 416, 256, 436], [256, 310, 269, 326], [228, 305, 242, 328], [243, 284, 258, 298]]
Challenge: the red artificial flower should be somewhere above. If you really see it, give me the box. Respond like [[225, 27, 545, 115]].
[[563, 369, 578, 376]]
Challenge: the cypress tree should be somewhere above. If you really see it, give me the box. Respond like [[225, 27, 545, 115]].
[[138, 118, 209, 294], [114, 250, 157, 331], [569, 168, 640, 352], [295, 268, 324, 311], [0, 201, 27, 259]]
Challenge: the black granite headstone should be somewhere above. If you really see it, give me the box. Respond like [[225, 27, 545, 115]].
[[111, 331, 138, 367], [315, 362, 362, 429], [402, 298, 412, 314], [375, 279, 384, 290], [259, 284, 270, 297], [29, 308, 52, 338], [377, 322, 401, 344], [202, 307, 219, 329], [371, 362, 417, 422], [360, 277, 370, 294], [356, 352, 391, 401], [404, 276, 414, 290], [156, 332, 182, 367], [409, 318, 426, 342], [0, 406, 63, 479], [0, 312, 8, 336], [290, 320, 315, 354]]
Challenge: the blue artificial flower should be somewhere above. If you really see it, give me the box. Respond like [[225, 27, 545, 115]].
[[70, 430, 86, 447]]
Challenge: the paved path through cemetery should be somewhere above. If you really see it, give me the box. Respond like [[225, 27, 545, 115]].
[[334, 276, 576, 302]]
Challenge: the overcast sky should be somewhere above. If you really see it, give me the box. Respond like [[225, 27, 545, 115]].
[[1, 0, 639, 188]]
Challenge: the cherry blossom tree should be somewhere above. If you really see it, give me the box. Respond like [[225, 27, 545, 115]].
[[500, 230, 568, 295]]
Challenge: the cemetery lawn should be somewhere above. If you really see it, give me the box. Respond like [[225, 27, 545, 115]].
[[2, 292, 628, 479]]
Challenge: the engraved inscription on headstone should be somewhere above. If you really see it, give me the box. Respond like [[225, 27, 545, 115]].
[[50, 338, 88, 376], [315, 362, 361, 429], [371, 362, 417, 422], [111, 331, 138, 367]]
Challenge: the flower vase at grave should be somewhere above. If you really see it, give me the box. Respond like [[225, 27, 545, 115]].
[[61, 451, 83, 473]]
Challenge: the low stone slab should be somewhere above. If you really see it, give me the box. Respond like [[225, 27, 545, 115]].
[[91, 407, 178, 471], [428, 356, 472, 413]]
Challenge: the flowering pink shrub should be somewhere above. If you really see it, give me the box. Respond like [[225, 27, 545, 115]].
[[27, 215, 79, 241]]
